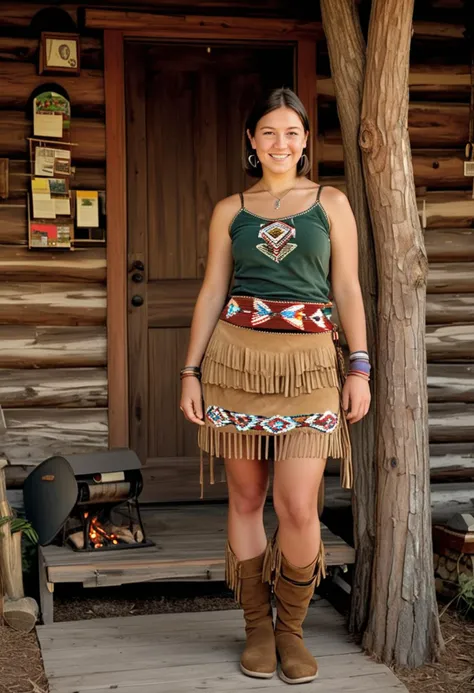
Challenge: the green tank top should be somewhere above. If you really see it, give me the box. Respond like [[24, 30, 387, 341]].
[[230, 187, 331, 304]]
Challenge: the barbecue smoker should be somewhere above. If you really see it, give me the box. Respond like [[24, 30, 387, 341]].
[[23, 449, 153, 552]]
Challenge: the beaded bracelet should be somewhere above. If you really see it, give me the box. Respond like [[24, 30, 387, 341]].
[[349, 350, 369, 361], [347, 371, 370, 381], [180, 366, 202, 381]]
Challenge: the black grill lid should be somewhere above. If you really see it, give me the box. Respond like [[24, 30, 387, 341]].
[[23, 456, 78, 546], [63, 448, 141, 476]]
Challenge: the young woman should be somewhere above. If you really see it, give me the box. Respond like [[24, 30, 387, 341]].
[[180, 88, 370, 685]]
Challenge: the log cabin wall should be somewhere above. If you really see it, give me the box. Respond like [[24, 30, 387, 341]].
[[0, 3, 108, 466], [0, 1, 472, 507]]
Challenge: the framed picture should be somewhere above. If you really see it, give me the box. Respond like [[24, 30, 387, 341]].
[[39, 32, 80, 76]]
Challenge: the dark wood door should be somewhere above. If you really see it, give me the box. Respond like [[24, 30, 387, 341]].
[[125, 41, 294, 502]]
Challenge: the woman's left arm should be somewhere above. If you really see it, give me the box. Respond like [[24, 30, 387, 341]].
[[323, 186, 371, 424]]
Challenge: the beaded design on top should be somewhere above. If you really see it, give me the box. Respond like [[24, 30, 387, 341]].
[[256, 220, 297, 264]]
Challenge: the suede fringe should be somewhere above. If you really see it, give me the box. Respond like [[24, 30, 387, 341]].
[[225, 542, 243, 604], [202, 337, 338, 397], [263, 534, 327, 590], [198, 417, 352, 491]]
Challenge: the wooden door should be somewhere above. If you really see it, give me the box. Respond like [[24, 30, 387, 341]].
[[125, 41, 294, 502]]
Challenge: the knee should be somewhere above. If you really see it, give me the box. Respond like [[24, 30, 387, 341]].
[[273, 495, 316, 530], [229, 483, 267, 516]]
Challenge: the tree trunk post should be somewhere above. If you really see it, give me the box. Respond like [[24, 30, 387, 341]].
[[320, 0, 378, 639], [360, 0, 444, 666]]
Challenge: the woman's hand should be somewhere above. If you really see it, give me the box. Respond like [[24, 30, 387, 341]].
[[180, 377, 205, 426], [342, 375, 371, 424]]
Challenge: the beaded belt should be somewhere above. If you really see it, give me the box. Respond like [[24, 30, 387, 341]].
[[220, 295, 336, 334]]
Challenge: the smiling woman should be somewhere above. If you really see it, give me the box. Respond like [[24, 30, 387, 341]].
[[180, 87, 370, 684]]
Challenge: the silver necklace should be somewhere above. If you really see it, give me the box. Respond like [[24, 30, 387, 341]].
[[264, 187, 294, 210]]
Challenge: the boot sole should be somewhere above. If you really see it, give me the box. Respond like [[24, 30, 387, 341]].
[[278, 668, 319, 684], [240, 663, 276, 679]]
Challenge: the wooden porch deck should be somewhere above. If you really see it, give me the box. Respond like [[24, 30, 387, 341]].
[[38, 503, 355, 624], [36, 601, 408, 692]]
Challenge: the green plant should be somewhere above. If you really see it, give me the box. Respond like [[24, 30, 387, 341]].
[[0, 516, 39, 544]]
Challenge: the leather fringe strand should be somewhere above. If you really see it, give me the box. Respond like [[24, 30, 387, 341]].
[[225, 542, 243, 604], [198, 416, 352, 491], [263, 533, 327, 590], [202, 335, 338, 397]]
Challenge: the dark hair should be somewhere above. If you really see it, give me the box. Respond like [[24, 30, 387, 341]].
[[243, 87, 311, 178]]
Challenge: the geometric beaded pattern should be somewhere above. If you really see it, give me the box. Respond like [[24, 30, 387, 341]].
[[225, 297, 334, 331], [206, 405, 339, 434], [256, 220, 297, 264]]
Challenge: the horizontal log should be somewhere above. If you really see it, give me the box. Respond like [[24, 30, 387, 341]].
[[319, 141, 467, 188], [317, 64, 471, 100], [0, 246, 106, 282], [420, 191, 474, 229], [0, 326, 106, 367], [428, 364, 474, 402], [8, 160, 106, 196], [426, 294, 474, 324], [318, 183, 473, 230], [427, 263, 474, 293], [0, 283, 106, 326], [319, 103, 470, 148], [411, 21, 465, 40], [425, 229, 474, 262], [426, 324, 474, 361], [430, 443, 474, 480], [0, 5, 78, 28], [408, 103, 469, 148], [0, 367, 107, 408], [429, 403, 474, 442], [0, 63, 104, 116], [322, 479, 474, 525], [0, 36, 102, 69], [429, 482, 474, 524], [0, 203, 26, 244], [0, 111, 105, 163], [0, 409, 108, 465]]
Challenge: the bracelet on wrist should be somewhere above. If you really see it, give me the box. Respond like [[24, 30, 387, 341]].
[[347, 371, 370, 381], [180, 372, 201, 381]]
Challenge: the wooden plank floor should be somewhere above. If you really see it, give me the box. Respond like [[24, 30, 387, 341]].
[[37, 600, 408, 693], [42, 503, 355, 588]]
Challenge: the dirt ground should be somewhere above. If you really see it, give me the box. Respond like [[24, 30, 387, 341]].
[[1, 582, 473, 693]]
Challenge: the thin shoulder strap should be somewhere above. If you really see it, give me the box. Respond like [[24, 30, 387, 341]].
[[316, 185, 324, 203], [239, 192, 244, 208]]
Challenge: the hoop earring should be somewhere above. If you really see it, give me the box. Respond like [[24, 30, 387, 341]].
[[298, 153, 309, 169], [248, 153, 259, 168]]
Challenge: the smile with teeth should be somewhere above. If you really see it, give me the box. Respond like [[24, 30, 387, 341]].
[[269, 154, 290, 160]]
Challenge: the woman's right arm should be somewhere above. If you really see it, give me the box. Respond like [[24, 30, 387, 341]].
[[180, 196, 239, 425]]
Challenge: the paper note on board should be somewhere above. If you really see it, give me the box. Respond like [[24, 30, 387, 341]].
[[76, 190, 99, 227]]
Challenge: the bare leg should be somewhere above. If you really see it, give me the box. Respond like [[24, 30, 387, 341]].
[[225, 456, 269, 560], [273, 456, 326, 567]]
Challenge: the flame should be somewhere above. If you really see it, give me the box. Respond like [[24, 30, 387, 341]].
[[88, 516, 121, 549]]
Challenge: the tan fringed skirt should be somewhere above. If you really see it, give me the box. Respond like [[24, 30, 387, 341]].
[[198, 318, 353, 494]]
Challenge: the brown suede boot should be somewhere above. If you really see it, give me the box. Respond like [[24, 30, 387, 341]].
[[271, 540, 326, 685], [226, 543, 277, 679]]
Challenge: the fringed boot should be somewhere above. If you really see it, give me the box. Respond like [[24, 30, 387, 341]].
[[226, 542, 277, 679], [265, 534, 326, 685]]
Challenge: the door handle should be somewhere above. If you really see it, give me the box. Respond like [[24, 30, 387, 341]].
[[131, 295, 144, 307]]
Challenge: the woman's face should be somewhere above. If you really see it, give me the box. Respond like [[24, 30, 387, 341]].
[[247, 106, 308, 175]]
